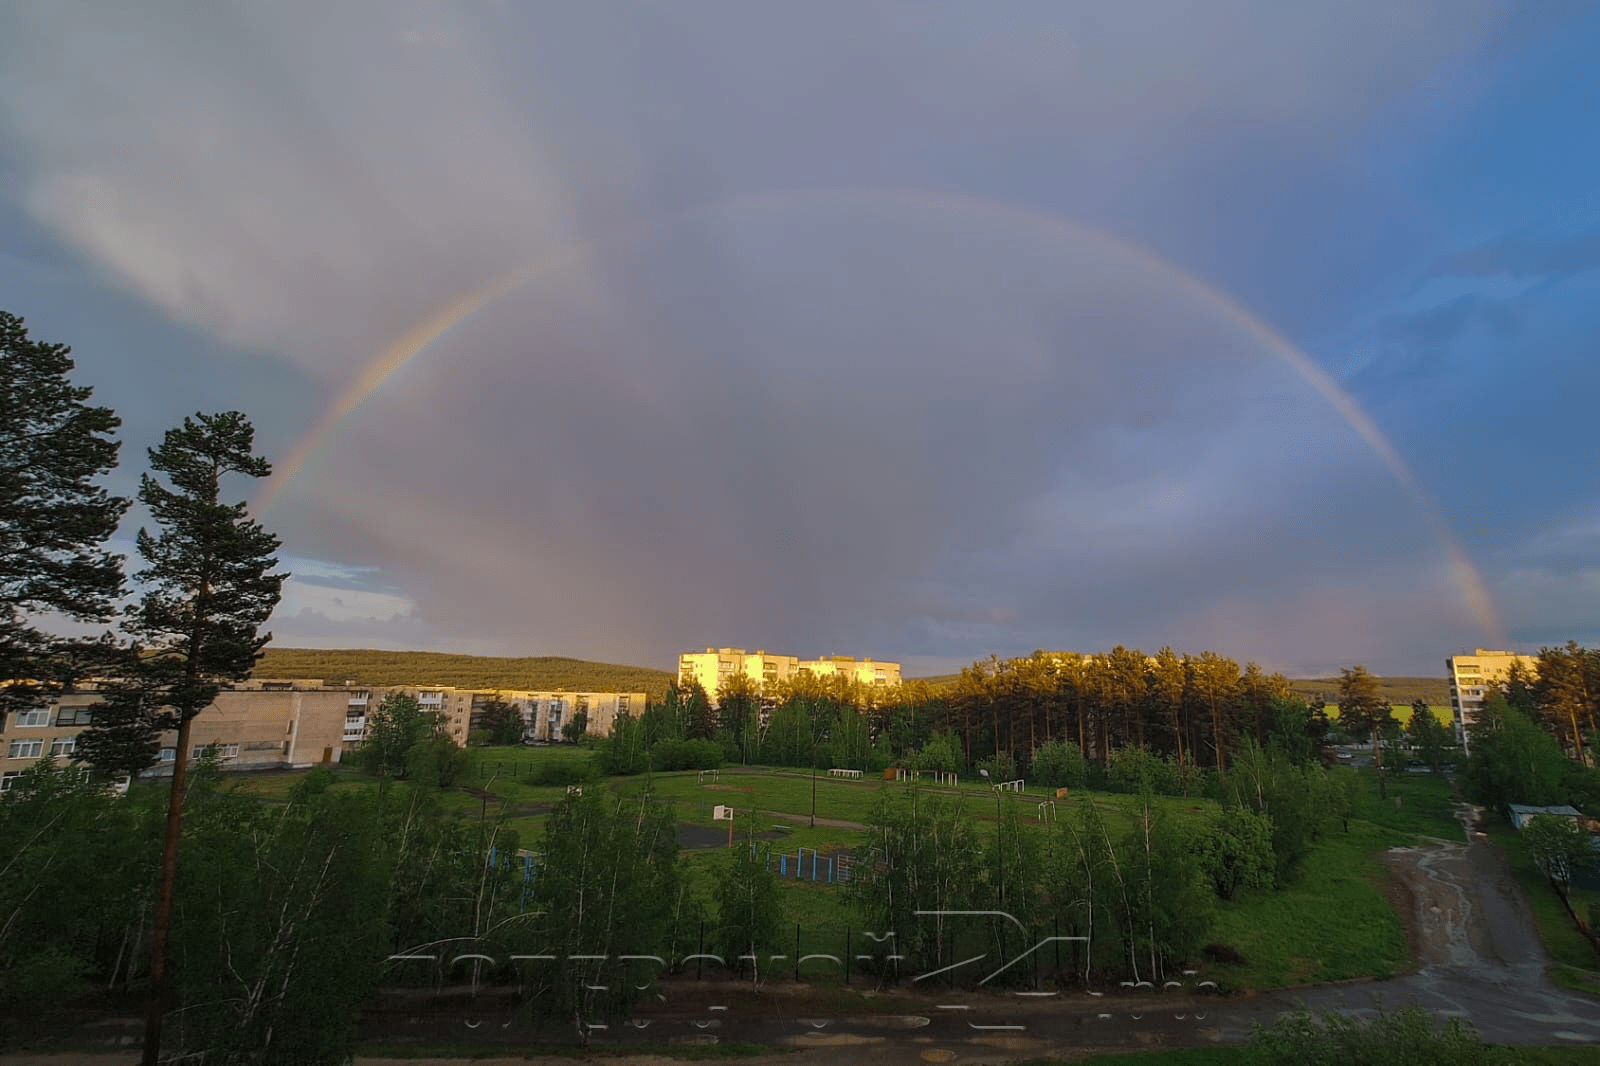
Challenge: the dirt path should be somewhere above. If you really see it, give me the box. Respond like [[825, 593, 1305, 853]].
[[1266, 806, 1600, 1046]]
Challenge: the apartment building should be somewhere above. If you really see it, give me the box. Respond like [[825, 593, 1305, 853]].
[[1, 678, 353, 789], [332, 686, 643, 745], [1, 679, 643, 789], [678, 647, 901, 703], [678, 649, 801, 702], [1447, 648, 1539, 749], [797, 655, 902, 687]]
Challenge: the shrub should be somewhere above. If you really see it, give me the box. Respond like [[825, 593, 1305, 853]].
[[1245, 1004, 1515, 1065], [1029, 739, 1087, 790], [974, 752, 1017, 784], [651, 739, 724, 772], [1191, 806, 1275, 900], [1107, 747, 1172, 795]]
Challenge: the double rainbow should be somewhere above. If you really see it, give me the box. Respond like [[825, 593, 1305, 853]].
[[254, 187, 1505, 645]]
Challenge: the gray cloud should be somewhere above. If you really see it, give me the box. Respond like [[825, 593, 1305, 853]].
[[5, 0, 1570, 677]]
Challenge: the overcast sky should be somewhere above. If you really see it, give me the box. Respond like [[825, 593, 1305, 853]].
[[3, 1, 1597, 678]]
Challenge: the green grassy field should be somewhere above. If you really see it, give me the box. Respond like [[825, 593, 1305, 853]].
[[1347, 767, 1463, 840], [1207, 819, 1412, 989], [217, 750, 1458, 996]]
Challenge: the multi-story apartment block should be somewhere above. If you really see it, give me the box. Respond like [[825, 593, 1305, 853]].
[[797, 655, 902, 688], [678, 649, 801, 702], [1, 678, 644, 789], [1, 678, 354, 789], [678, 648, 901, 704], [1446, 648, 1539, 749]]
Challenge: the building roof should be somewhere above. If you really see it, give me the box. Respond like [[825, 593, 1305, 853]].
[[1508, 803, 1585, 829]]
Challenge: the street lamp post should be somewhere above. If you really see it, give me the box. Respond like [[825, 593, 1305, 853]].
[[810, 740, 818, 828]]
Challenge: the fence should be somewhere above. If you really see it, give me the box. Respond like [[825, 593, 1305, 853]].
[[889, 769, 958, 787], [828, 768, 863, 778], [763, 844, 853, 885]]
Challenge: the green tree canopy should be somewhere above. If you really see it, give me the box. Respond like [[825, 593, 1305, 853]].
[[0, 311, 129, 711], [76, 412, 285, 1066], [1462, 695, 1572, 811]]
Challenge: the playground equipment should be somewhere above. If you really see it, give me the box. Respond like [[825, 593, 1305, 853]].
[[828, 768, 863, 778], [698, 768, 719, 783], [998, 778, 1025, 792], [1037, 800, 1057, 823]]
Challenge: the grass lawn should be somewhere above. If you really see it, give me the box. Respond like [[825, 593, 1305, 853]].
[[1347, 767, 1463, 841], [1207, 819, 1412, 991]]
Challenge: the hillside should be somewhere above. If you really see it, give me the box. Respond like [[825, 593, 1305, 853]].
[[255, 648, 675, 699], [1288, 676, 1450, 706]]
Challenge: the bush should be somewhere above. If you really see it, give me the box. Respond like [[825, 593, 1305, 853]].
[[909, 732, 961, 774], [1029, 739, 1087, 790], [1245, 1004, 1515, 1064], [973, 751, 1017, 784], [1107, 747, 1172, 795], [652, 739, 724, 772], [1191, 806, 1275, 900]]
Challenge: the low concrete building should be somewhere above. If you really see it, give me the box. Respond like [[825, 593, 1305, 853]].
[[1, 678, 353, 787], [1, 678, 646, 789]]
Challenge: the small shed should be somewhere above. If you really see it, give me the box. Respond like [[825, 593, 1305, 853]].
[[1510, 803, 1600, 891], [1507, 803, 1584, 830]]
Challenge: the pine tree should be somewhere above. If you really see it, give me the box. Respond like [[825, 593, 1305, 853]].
[[1337, 664, 1395, 798], [0, 311, 129, 712], [83, 412, 285, 1066]]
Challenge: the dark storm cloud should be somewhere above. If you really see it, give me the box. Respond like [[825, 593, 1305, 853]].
[[8, 0, 1591, 677]]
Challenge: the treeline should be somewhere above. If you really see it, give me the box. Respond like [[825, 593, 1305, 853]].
[[593, 650, 1337, 779], [1486, 642, 1600, 764], [255, 648, 675, 699]]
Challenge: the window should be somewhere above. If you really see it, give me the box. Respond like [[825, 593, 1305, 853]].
[[618, 696, 631, 713], [55, 707, 93, 727], [0, 771, 21, 791], [8, 739, 43, 759], [159, 748, 176, 762], [49, 736, 76, 757], [14, 708, 49, 728], [191, 744, 239, 760]]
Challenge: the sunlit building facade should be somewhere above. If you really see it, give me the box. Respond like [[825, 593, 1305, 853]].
[[677, 647, 901, 703], [1, 678, 642, 789], [797, 656, 901, 687], [1446, 648, 1539, 749]]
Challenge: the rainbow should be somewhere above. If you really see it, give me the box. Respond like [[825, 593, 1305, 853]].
[[254, 186, 1506, 645]]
